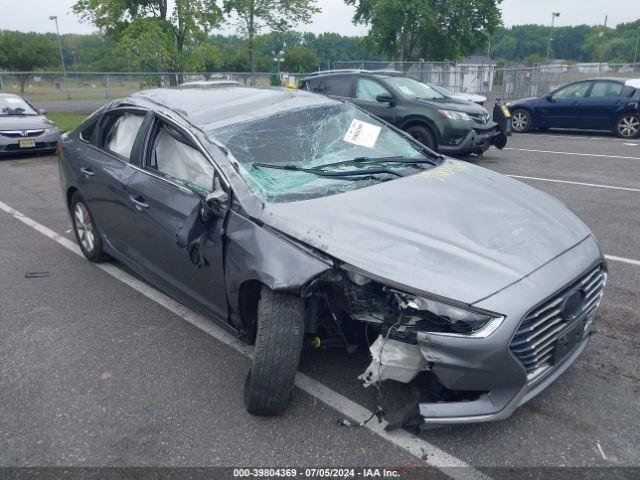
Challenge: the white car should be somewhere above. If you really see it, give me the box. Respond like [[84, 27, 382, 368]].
[[430, 85, 487, 105]]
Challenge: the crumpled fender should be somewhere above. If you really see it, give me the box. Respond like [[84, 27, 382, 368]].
[[224, 210, 332, 327]]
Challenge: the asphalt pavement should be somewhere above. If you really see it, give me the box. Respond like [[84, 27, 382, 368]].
[[0, 131, 638, 477]]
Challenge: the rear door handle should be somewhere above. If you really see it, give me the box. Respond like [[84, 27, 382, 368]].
[[129, 195, 149, 210], [80, 167, 95, 177]]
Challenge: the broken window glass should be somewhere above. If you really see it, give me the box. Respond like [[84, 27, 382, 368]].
[[209, 104, 431, 203]]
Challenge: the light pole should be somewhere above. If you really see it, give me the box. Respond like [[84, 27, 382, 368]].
[[49, 15, 70, 99], [272, 41, 286, 77], [545, 12, 561, 66]]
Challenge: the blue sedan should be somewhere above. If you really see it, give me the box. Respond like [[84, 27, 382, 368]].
[[507, 78, 640, 138]]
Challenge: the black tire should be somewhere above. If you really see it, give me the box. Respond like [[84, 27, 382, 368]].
[[615, 113, 640, 139], [70, 192, 109, 263], [511, 109, 532, 133], [244, 286, 305, 416], [406, 124, 437, 151]]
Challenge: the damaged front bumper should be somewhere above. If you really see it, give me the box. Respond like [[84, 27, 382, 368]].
[[366, 236, 605, 428], [438, 127, 507, 155]]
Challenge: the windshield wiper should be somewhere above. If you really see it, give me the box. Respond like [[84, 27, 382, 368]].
[[253, 162, 405, 179], [318, 155, 438, 169]]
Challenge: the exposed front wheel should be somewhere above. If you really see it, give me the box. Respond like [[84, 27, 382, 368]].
[[616, 113, 640, 138], [244, 286, 305, 416], [70, 192, 108, 262], [511, 109, 532, 133], [406, 125, 437, 151]]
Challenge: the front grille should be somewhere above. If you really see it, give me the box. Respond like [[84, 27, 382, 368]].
[[0, 129, 45, 138], [469, 112, 489, 124], [510, 264, 606, 378]]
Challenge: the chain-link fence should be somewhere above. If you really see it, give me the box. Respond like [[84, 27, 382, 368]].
[[2, 64, 640, 113], [0, 71, 303, 113], [333, 60, 640, 103]]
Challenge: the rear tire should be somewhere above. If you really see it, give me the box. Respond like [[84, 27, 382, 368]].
[[406, 125, 437, 151], [511, 109, 532, 133], [70, 192, 109, 263], [615, 113, 640, 139], [244, 286, 305, 416]]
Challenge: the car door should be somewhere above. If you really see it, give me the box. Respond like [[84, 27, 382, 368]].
[[76, 108, 150, 259], [538, 81, 592, 128], [580, 81, 627, 130], [351, 77, 397, 124], [126, 115, 228, 320]]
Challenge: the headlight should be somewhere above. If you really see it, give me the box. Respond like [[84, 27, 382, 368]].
[[438, 109, 471, 121], [44, 126, 59, 134], [404, 295, 504, 338]]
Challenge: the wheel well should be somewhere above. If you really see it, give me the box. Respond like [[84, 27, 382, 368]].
[[238, 279, 264, 344], [402, 120, 437, 141], [66, 187, 78, 212]]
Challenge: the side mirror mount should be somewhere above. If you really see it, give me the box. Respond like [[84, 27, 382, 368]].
[[376, 94, 395, 105], [544, 93, 554, 102], [205, 177, 229, 210]]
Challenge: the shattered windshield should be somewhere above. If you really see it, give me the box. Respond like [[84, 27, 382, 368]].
[[0, 96, 39, 116], [209, 103, 435, 202]]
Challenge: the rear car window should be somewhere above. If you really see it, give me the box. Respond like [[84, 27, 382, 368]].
[[103, 112, 144, 160], [324, 76, 352, 97], [589, 82, 624, 98]]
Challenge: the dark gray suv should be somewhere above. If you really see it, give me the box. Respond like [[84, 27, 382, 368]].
[[300, 71, 506, 156]]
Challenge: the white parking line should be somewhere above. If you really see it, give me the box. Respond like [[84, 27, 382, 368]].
[[503, 147, 640, 161], [517, 133, 620, 142], [0, 199, 488, 480], [604, 255, 640, 267], [507, 175, 640, 193]]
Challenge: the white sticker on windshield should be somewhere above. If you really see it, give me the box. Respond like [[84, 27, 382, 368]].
[[343, 119, 382, 148]]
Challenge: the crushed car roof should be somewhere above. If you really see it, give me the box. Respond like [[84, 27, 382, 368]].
[[129, 84, 337, 131]]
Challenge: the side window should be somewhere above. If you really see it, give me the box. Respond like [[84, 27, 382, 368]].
[[589, 82, 624, 98], [356, 78, 391, 102], [553, 82, 591, 100], [147, 123, 215, 192], [102, 112, 145, 160], [79, 119, 97, 144], [303, 78, 322, 92], [324, 76, 353, 97]]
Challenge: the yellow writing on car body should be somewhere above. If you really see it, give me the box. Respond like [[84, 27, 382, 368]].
[[419, 160, 470, 181]]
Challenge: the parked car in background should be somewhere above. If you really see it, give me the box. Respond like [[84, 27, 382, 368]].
[[300, 71, 506, 156], [59, 83, 605, 426], [508, 78, 640, 138], [430, 84, 487, 105], [0, 93, 60, 156]]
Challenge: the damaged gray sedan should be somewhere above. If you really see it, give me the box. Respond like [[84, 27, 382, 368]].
[[58, 83, 607, 428]]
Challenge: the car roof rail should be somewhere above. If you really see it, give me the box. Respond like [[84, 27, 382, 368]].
[[307, 69, 363, 76]]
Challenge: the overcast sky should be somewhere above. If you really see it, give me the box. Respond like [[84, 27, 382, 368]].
[[0, 0, 634, 37]]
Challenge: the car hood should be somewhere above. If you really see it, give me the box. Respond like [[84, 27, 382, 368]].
[[414, 97, 488, 114], [261, 160, 592, 305], [452, 93, 486, 103], [0, 115, 51, 130]]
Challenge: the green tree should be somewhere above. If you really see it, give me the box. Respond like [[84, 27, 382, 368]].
[[0, 31, 57, 93], [346, 0, 502, 61], [222, 0, 320, 81], [73, 0, 223, 79], [283, 45, 320, 72]]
